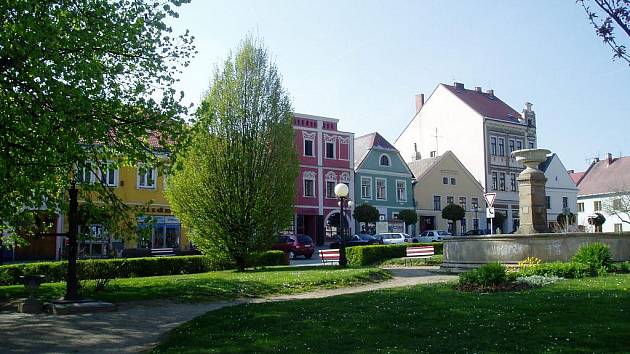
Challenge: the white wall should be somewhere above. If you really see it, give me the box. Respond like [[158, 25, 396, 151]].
[[578, 195, 628, 232], [544, 155, 578, 228]]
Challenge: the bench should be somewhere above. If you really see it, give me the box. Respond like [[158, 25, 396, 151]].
[[150, 247, 175, 257], [404, 246, 435, 266], [319, 249, 340, 264]]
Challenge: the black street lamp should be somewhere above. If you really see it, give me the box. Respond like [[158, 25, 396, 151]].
[[334, 183, 350, 267]]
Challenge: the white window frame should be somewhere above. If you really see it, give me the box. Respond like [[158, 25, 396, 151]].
[[101, 162, 118, 187], [396, 180, 407, 202], [77, 162, 96, 184], [137, 165, 157, 189], [459, 196, 467, 210], [303, 178, 315, 198], [375, 177, 387, 201], [361, 176, 372, 199], [379, 154, 391, 167]]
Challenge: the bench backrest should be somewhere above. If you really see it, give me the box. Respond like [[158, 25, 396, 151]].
[[319, 249, 340, 261], [406, 246, 435, 257], [151, 248, 175, 256]]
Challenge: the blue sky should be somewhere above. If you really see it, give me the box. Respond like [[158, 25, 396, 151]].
[[169, 0, 630, 172]]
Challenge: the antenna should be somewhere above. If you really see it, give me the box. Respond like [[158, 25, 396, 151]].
[[433, 128, 443, 156]]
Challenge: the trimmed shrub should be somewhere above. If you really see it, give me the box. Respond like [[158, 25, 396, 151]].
[[572, 242, 611, 274], [345, 242, 443, 266], [516, 262, 592, 279], [610, 261, 630, 273], [459, 262, 508, 287], [0, 250, 285, 286], [246, 250, 287, 267]]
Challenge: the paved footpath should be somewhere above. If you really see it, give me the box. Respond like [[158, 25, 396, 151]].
[[0, 267, 456, 354]]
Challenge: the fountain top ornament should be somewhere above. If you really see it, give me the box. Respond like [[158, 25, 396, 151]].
[[511, 148, 551, 171]]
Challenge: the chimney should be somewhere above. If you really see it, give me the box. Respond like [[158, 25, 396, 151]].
[[486, 89, 494, 97], [454, 82, 464, 90], [608, 153, 613, 165], [567, 169, 575, 174], [594, 157, 600, 162], [415, 94, 425, 113], [475, 86, 482, 93]]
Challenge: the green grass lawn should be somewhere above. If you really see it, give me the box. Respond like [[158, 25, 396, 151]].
[[379, 254, 444, 267], [153, 274, 630, 353], [0, 266, 390, 304]]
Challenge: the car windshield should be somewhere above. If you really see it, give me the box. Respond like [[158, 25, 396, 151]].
[[359, 234, 376, 240], [297, 235, 312, 244]]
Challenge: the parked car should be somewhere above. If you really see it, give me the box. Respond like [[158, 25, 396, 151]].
[[271, 234, 315, 259], [375, 232, 410, 244], [417, 230, 451, 242], [463, 229, 491, 236], [329, 233, 383, 249], [356, 233, 384, 245]]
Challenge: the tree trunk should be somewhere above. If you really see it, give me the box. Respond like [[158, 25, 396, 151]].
[[65, 183, 80, 300], [235, 256, 246, 272]]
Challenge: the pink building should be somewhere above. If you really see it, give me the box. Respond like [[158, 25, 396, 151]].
[[292, 113, 354, 245]]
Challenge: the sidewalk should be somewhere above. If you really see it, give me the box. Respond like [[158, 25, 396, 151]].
[[0, 267, 456, 354]]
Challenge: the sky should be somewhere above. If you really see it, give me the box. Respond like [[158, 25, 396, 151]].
[[168, 0, 630, 172]]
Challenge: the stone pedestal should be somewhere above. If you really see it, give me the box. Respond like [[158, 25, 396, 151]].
[[18, 298, 43, 314], [512, 149, 550, 234]]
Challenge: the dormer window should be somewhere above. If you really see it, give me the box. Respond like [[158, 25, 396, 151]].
[[379, 154, 390, 166]]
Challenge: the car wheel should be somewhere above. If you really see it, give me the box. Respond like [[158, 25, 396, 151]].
[[305, 254, 313, 259]]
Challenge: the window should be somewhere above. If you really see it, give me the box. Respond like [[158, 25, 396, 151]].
[[447, 196, 454, 205], [376, 178, 386, 200], [459, 196, 467, 210], [499, 172, 506, 191], [510, 173, 517, 191], [516, 140, 523, 150], [76, 162, 95, 184], [396, 180, 406, 202], [472, 198, 479, 209], [528, 141, 535, 149], [508, 139, 515, 155], [304, 179, 315, 197], [442, 177, 448, 185], [379, 155, 390, 166], [546, 196, 551, 209], [102, 164, 118, 187], [473, 218, 479, 230], [450, 178, 456, 185], [492, 172, 498, 191], [594, 200, 602, 211], [361, 177, 372, 199], [304, 139, 314, 157], [562, 197, 568, 209], [430, 151, 437, 158], [326, 181, 335, 199], [138, 166, 156, 189], [615, 223, 623, 232], [392, 212, 399, 220], [577, 203, 584, 212], [433, 196, 441, 211], [498, 138, 505, 156], [490, 137, 497, 155], [325, 142, 335, 159]]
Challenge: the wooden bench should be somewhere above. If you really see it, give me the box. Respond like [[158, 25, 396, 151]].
[[150, 247, 175, 257], [319, 249, 340, 265], [404, 246, 435, 265]]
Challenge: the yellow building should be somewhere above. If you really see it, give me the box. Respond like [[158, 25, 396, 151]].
[[408, 151, 486, 234]]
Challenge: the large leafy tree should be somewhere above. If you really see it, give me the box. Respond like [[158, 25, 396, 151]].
[[353, 203, 380, 224], [577, 0, 630, 66], [0, 0, 195, 297], [397, 209, 418, 231], [442, 204, 465, 235], [166, 37, 299, 271]]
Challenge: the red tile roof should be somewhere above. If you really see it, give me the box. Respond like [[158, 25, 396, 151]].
[[569, 171, 585, 185], [577, 156, 630, 196], [442, 84, 522, 123]]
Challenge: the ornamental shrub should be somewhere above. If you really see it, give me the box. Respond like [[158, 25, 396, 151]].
[[458, 262, 507, 287], [518, 256, 542, 268], [572, 242, 611, 274], [516, 262, 592, 278], [345, 243, 443, 266]]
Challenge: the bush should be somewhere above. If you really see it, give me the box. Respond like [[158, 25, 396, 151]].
[[246, 250, 287, 267], [345, 243, 443, 266], [572, 242, 611, 274], [459, 262, 508, 287], [610, 261, 630, 273], [516, 275, 563, 288], [0, 250, 286, 286], [516, 262, 592, 279]]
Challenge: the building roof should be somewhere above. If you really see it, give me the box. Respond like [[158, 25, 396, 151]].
[[354, 132, 398, 168], [442, 83, 522, 123], [406, 157, 439, 181], [538, 154, 554, 172], [577, 155, 630, 196], [569, 171, 585, 185]]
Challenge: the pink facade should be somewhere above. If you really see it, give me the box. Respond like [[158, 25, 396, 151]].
[[292, 113, 354, 244]]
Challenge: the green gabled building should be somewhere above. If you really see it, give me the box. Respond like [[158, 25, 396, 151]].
[[354, 132, 415, 234]]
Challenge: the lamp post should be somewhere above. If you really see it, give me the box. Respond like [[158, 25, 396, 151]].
[[472, 205, 479, 230], [334, 183, 349, 267]]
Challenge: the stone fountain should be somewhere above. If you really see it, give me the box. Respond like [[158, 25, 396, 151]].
[[441, 148, 630, 271]]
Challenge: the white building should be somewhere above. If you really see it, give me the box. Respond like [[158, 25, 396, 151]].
[[539, 153, 579, 231], [395, 82, 537, 232], [573, 154, 630, 233]]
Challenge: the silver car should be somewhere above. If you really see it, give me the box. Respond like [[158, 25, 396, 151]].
[[375, 232, 411, 244], [417, 230, 451, 242]]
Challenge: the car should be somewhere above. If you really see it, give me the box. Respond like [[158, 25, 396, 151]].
[[375, 232, 410, 244], [356, 233, 384, 245], [417, 230, 451, 242], [463, 229, 491, 236], [329, 233, 383, 249], [271, 234, 315, 259]]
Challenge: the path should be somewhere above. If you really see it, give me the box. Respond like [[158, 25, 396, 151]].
[[0, 267, 456, 354]]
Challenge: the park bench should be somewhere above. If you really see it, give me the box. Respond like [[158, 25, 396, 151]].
[[319, 249, 340, 265], [404, 246, 435, 266], [150, 247, 175, 257]]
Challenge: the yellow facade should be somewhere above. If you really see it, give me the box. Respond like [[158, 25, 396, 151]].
[[410, 151, 486, 234]]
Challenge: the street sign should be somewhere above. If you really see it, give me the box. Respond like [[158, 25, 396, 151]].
[[486, 207, 495, 218], [483, 193, 497, 208]]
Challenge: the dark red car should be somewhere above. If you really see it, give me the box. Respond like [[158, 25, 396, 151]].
[[272, 234, 315, 259]]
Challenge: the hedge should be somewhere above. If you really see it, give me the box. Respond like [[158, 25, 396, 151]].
[[346, 242, 443, 266], [515, 262, 593, 279], [0, 250, 287, 286]]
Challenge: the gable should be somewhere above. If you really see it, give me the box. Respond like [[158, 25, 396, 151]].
[[358, 148, 413, 176], [543, 155, 578, 190]]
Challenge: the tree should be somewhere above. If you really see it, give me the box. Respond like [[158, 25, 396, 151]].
[[556, 212, 577, 230], [0, 0, 195, 298], [442, 204, 465, 235], [577, 0, 630, 66], [397, 209, 418, 231], [166, 37, 299, 271], [353, 203, 380, 224], [589, 212, 607, 232], [604, 192, 630, 226]]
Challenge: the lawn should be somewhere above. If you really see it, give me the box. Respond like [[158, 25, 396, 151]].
[[0, 266, 390, 304], [153, 274, 630, 353]]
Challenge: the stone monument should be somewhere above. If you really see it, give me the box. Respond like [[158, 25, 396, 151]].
[[511, 148, 550, 234]]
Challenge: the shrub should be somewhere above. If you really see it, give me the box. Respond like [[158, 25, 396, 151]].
[[610, 261, 630, 273], [516, 275, 563, 288], [516, 262, 592, 279], [246, 250, 287, 268], [345, 243, 443, 266], [572, 242, 611, 274], [458, 262, 507, 287]]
